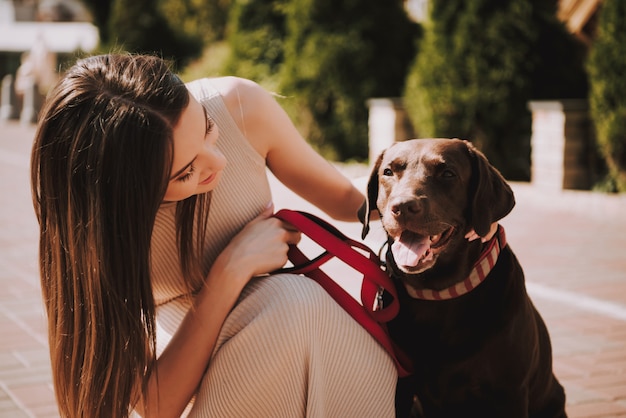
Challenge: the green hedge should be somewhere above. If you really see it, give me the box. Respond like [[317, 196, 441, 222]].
[[403, 0, 587, 181], [222, 0, 287, 90], [278, 0, 419, 161], [223, 0, 419, 161], [107, 0, 202, 68], [587, 0, 626, 192]]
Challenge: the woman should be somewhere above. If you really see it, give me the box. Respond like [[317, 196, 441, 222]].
[[31, 53, 399, 417]]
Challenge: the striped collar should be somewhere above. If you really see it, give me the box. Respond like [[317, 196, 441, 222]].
[[404, 225, 506, 300]]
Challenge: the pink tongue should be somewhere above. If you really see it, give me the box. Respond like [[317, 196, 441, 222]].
[[391, 232, 432, 267]]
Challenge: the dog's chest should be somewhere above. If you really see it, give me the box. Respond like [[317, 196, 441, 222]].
[[388, 253, 524, 360]]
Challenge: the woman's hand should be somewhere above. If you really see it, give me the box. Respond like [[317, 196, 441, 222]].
[[213, 203, 302, 282], [141, 203, 299, 418]]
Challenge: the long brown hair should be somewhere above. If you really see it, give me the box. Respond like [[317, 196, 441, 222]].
[[31, 54, 206, 417]]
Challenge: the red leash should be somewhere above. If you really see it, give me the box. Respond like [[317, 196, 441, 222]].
[[273, 209, 413, 377]]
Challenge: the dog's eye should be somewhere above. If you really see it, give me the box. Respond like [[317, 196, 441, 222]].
[[383, 168, 393, 176], [441, 169, 456, 178]]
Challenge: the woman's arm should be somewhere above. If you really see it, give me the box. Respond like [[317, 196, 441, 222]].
[[135, 206, 300, 417], [214, 77, 497, 241], [215, 77, 366, 222]]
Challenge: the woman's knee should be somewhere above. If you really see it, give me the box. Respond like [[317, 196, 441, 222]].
[[240, 274, 335, 316]]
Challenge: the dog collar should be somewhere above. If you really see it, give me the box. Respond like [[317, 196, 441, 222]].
[[404, 225, 506, 300]]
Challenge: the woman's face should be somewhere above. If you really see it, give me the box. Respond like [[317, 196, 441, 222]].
[[163, 93, 226, 202]]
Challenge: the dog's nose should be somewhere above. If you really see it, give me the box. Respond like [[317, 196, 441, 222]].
[[390, 197, 425, 217]]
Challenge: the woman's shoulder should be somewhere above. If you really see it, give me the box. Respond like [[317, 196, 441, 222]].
[[190, 77, 269, 127], [191, 76, 265, 103], [213, 77, 283, 133]]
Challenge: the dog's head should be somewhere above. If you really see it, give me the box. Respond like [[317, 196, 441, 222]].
[[360, 138, 514, 282]]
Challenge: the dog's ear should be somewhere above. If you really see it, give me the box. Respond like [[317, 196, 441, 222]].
[[465, 141, 515, 237], [359, 150, 385, 239]]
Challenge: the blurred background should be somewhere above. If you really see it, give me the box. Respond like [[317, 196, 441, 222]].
[[1, 0, 624, 195]]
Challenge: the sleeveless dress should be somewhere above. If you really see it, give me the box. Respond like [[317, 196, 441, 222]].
[[149, 78, 397, 417]]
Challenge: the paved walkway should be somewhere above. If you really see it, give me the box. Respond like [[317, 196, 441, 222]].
[[1, 120, 625, 417]]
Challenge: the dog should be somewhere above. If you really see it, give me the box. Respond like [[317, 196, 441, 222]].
[[360, 138, 566, 418]]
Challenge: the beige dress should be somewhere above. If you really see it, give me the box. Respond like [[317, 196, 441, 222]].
[[150, 78, 397, 417]]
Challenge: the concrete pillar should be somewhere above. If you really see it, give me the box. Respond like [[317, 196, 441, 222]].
[[19, 79, 42, 125], [367, 98, 414, 163], [0, 74, 20, 121], [528, 100, 592, 191]]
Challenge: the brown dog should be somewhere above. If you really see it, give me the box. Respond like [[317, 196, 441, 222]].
[[361, 138, 566, 418]]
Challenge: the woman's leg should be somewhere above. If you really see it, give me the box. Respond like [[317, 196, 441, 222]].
[[188, 274, 397, 417]]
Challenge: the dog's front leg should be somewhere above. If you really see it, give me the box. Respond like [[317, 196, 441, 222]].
[[395, 375, 422, 418]]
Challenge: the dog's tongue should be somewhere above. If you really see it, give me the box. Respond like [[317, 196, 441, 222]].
[[391, 232, 432, 267]]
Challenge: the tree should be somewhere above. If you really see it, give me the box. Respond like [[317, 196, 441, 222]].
[[107, 0, 202, 67], [278, 0, 419, 160], [404, 0, 587, 180], [222, 0, 288, 89], [587, 0, 626, 192], [80, 0, 114, 43], [159, 0, 231, 45]]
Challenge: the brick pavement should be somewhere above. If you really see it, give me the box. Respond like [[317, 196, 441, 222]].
[[1, 120, 626, 417]]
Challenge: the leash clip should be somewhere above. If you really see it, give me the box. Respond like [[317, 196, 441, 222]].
[[374, 287, 385, 311]]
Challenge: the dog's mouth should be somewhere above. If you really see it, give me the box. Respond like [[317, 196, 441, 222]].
[[390, 226, 455, 273]]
